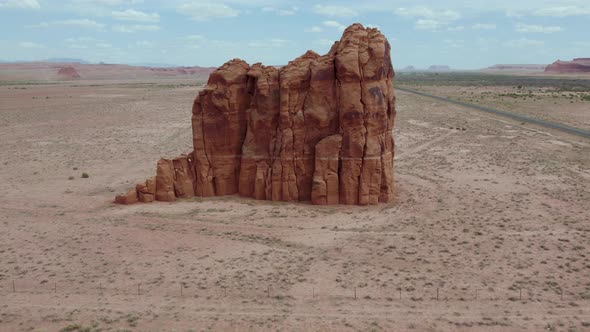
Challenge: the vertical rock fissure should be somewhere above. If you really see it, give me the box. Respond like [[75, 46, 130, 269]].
[[269, 69, 281, 200], [289, 89, 298, 201], [333, 56, 344, 204], [200, 108, 214, 193], [358, 40, 370, 205], [297, 64, 313, 199]]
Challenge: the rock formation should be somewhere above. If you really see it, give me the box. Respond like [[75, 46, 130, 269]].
[[57, 66, 81, 79], [115, 23, 396, 206], [427, 65, 451, 72], [399, 66, 417, 72], [545, 58, 590, 74]]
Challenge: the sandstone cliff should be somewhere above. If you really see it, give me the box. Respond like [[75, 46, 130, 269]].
[[115, 23, 396, 206], [545, 58, 590, 74]]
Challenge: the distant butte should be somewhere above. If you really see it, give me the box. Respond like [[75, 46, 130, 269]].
[[57, 66, 81, 79], [545, 58, 590, 74], [115, 23, 397, 206]]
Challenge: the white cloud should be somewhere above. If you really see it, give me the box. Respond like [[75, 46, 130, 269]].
[[178, 2, 239, 21], [414, 19, 442, 31], [516, 23, 562, 33], [443, 39, 464, 48], [19, 41, 44, 48], [261, 6, 297, 16], [112, 9, 160, 22], [396, 6, 460, 31], [71, 0, 144, 5], [187, 34, 205, 41], [0, 0, 39, 9], [572, 41, 590, 47], [472, 23, 496, 30], [304, 26, 323, 33], [322, 20, 346, 31], [504, 38, 544, 48], [312, 4, 357, 18], [65, 37, 93, 49], [65, 36, 96, 43], [447, 26, 464, 31], [135, 41, 153, 47], [395, 6, 460, 21], [533, 6, 590, 17], [314, 39, 335, 46], [31, 19, 105, 29], [64, 36, 114, 49], [113, 24, 160, 32], [247, 38, 289, 49]]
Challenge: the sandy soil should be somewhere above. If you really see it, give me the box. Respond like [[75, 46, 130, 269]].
[[0, 79, 589, 331]]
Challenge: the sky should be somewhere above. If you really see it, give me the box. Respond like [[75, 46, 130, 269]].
[[0, 0, 589, 69]]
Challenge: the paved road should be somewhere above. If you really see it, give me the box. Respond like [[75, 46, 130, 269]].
[[397, 86, 590, 139]]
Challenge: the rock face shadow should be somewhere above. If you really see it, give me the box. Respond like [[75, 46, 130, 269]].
[[115, 23, 396, 206]]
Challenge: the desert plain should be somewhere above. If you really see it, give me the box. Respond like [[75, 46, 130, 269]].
[[0, 72, 589, 331]]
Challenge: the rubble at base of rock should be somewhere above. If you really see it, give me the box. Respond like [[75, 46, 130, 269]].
[[115, 23, 396, 206]]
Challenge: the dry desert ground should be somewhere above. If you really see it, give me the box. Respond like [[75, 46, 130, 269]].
[[0, 76, 589, 331]]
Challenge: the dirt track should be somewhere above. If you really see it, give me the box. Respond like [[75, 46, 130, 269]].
[[0, 80, 589, 331]]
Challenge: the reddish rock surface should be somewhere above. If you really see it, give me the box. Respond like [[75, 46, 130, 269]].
[[545, 58, 590, 73], [155, 159, 176, 202], [115, 189, 138, 205], [192, 59, 251, 197], [136, 177, 156, 203], [115, 23, 396, 206], [57, 66, 81, 79], [311, 135, 342, 205]]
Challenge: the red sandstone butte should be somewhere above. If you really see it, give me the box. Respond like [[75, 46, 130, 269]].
[[57, 66, 81, 79], [115, 23, 396, 206], [545, 58, 590, 74]]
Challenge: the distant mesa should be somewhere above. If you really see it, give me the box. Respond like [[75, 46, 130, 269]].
[[148, 66, 217, 76], [57, 65, 81, 80], [483, 64, 547, 72], [133, 62, 178, 68], [0, 61, 215, 80], [427, 65, 451, 72], [545, 58, 590, 74], [399, 66, 417, 72], [398, 65, 452, 72]]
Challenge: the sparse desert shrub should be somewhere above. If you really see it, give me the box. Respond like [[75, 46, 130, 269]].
[[126, 314, 139, 327], [81, 172, 89, 178], [60, 325, 82, 332], [59, 324, 99, 332], [68, 176, 74, 180]]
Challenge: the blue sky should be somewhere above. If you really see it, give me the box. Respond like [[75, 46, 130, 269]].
[[1, 0, 589, 69]]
